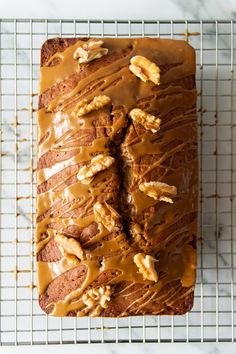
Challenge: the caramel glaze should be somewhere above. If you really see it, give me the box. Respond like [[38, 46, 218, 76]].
[[37, 37, 198, 317]]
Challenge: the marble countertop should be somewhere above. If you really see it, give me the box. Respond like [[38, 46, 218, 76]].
[[0, 0, 235, 353], [0, 0, 235, 20], [2, 342, 236, 354]]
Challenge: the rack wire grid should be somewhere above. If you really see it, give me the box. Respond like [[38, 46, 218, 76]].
[[0, 18, 235, 346]]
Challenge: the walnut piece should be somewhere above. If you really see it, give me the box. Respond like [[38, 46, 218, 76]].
[[129, 56, 161, 85], [75, 95, 111, 117], [79, 285, 111, 317], [131, 223, 143, 243], [83, 286, 111, 308], [134, 253, 158, 282], [129, 108, 161, 133], [77, 154, 114, 184], [139, 181, 177, 203], [54, 234, 84, 260], [73, 40, 108, 63], [93, 201, 122, 232]]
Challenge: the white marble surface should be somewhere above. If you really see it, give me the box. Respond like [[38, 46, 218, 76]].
[[0, 0, 235, 353], [0, 0, 235, 20], [1, 343, 236, 354]]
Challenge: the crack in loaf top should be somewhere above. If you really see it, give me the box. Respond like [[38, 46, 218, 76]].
[[37, 37, 198, 317]]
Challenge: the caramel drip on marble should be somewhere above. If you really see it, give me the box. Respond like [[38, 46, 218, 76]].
[[37, 37, 198, 317]]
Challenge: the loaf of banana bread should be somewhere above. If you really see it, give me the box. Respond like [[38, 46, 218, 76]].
[[37, 37, 198, 317]]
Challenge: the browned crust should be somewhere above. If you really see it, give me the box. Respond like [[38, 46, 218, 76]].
[[41, 37, 87, 66], [39, 46, 132, 109], [101, 281, 194, 317], [37, 238, 62, 262], [39, 264, 87, 313]]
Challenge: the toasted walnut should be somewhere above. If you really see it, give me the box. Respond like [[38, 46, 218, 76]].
[[77, 154, 114, 184], [83, 286, 111, 308], [130, 224, 149, 253], [134, 253, 158, 282], [131, 223, 143, 242], [79, 286, 111, 317], [129, 108, 161, 133], [139, 181, 177, 203], [129, 56, 160, 85], [93, 201, 122, 232], [75, 95, 111, 117], [73, 40, 108, 63], [54, 234, 84, 260]]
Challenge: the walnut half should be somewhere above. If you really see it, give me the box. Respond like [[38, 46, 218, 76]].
[[129, 55, 161, 85], [74, 40, 108, 63], [79, 285, 111, 317], [84, 285, 111, 309], [75, 95, 111, 117], [139, 181, 177, 203], [77, 154, 115, 184], [54, 234, 84, 260], [129, 108, 161, 133], [93, 201, 122, 232], [134, 253, 158, 282]]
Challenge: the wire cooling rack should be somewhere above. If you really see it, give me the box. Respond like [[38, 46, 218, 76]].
[[0, 19, 235, 346]]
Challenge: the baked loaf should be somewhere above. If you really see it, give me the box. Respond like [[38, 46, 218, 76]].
[[37, 37, 198, 317]]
